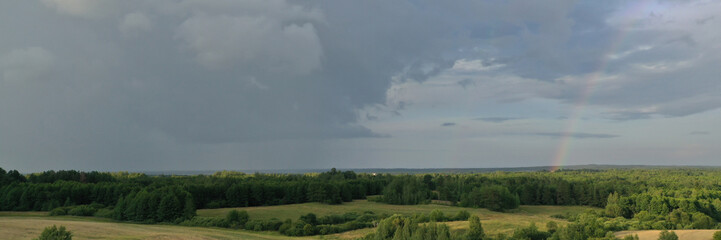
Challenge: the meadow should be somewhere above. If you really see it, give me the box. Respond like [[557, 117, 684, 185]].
[[198, 200, 592, 235], [0, 201, 591, 239]]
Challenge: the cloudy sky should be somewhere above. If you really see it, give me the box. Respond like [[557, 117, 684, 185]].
[[1, 0, 720, 172]]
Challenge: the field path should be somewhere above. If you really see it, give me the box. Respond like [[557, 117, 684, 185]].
[[616, 230, 717, 240]]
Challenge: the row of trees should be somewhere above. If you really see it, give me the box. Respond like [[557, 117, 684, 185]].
[[0, 167, 388, 223], [112, 186, 195, 222]]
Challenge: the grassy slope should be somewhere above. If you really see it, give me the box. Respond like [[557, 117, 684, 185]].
[[0, 216, 314, 240], [615, 230, 718, 240], [199, 200, 595, 238], [0, 201, 594, 239]]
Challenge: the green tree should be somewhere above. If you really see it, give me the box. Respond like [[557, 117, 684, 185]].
[[464, 215, 484, 240], [622, 235, 640, 240], [658, 230, 678, 240], [35, 225, 72, 240], [157, 193, 181, 222], [226, 209, 249, 228], [512, 223, 551, 240], [605, 192, 623, 217], [429, 209, 445, 222], [183, 195, 196, 219], [713, 231, 721, 240], [112, 195, 127, 220]]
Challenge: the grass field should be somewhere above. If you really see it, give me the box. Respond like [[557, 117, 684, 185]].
[[615, 230, 718, 240], [0, 216, 314, 240], [198, 200, 595, 237], [0, 201, 594, 239]]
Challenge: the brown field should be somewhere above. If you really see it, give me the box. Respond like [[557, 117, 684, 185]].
[[615, 230, 718, 240]]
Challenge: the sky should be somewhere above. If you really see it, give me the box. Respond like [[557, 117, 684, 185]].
[[1, 0, 720, 172]]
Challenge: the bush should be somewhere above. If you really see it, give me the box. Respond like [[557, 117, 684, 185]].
[[511, 223, 550, 240], [245, 219, 283, 231], [452, 210, 471, 221], [713, 231, 721, 240], [658, 230, 678, 240], [93, 208, 115, 218], [429, 209, 446, 222], [67, 205, 96, 216], [35, 225, 72, 240], [49, 207, 67, 216], [226, 210, 249, 228], [179, 217, 230, 228]]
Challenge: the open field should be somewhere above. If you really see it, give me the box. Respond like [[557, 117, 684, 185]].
[[199, 200, 595, 237], [615, 230, 718, 240], [1, 202, 593, 239], [0, 216, 314, 240]]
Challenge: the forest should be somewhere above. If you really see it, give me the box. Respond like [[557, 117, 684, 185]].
[[4, 167, 721, 239]]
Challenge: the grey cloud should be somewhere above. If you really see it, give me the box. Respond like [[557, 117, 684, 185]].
[[474, 117, 520, 123], [2, 0, 718, 171], [690, 131, 710, 135], [1, 0, 517, 171], [532, 132, 619, 139], [457, 79, 474, 89], [441, 122, 456, 127], [696, 16, 714, 25], [175, 14, 322, 73], [1, 47, 54, 82], [119, 12, 152, 38]]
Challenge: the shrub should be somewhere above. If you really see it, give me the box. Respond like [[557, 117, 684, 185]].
[[67, 205, 96, 216], [452, 210, 471, 221], [93, 208, 115, 218], [179, 217, 230, 228], [511, 223, 550, 240], [35, 225, 72, 240], [49, 207, 67, 216], [658, 230, 678, 240], [429, 209, 446, 222], [226, 210, 249, 228], [713, 231, 721, 240], [245, 219, 283, 231]]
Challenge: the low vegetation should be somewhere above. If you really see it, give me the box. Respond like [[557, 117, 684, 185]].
[[35, 225, 72, 240]]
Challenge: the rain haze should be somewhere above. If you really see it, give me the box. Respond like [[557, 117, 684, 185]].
[[1, 0, 720, 172]]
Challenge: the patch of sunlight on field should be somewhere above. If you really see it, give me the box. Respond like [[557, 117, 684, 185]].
[[0, 217, 315, 240], [615, 230, 718, 240]]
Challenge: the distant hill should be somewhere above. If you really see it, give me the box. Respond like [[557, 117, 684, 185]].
[[143, 164, 721, 175]]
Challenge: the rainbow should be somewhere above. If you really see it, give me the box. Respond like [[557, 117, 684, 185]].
[[549, 1, 653, 172]]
